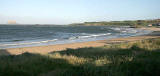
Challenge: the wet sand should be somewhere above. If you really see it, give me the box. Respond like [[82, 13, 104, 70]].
[[1, 27, 160, 55]]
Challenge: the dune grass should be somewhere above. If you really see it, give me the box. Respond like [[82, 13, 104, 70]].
[[0, 38, 160, 76]]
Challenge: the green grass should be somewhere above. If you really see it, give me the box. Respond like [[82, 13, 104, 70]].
[[0, 38, 160, 76], [70, 19, 160, 27]]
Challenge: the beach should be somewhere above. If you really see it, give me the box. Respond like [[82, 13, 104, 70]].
[[0, 27, 159, 55]]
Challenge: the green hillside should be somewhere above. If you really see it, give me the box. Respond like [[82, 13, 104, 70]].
[[70, 19, 160, 27]]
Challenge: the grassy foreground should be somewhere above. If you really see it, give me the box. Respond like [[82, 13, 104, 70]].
[[1, 38, 160, 76]]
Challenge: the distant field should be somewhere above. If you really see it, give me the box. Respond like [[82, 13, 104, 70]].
[[0, 38, 160, 76], [70, 19, 160, 27]]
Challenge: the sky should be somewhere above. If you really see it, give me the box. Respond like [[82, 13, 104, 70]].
[[0, 0, 160, 24]]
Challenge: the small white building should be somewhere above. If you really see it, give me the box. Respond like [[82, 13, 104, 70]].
[[148, 24, 152, 27]]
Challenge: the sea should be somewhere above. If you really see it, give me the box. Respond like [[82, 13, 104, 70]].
[[0, 25, 152, 49]]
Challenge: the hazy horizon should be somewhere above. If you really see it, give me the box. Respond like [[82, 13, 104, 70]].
[[1, 0, 160, 24]]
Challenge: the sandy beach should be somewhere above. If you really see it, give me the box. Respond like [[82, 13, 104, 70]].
[[1, 27, 160, 55]]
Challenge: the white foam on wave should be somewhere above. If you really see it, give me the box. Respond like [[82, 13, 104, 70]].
[[128, 30, 138, 33], [111, 27, 140, 34], [68, 37, 77, 40], [68, 33, 111, 40], [0, 39, 58, 46], [40, 39, 58, 43], [122, 31, 127, 33]]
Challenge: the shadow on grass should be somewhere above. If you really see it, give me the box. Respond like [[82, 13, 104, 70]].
[[0, 52, 72, 76], [0, 49, 10, 55]]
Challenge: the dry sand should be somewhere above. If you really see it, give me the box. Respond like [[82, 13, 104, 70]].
[[0, 27, 160, 55]]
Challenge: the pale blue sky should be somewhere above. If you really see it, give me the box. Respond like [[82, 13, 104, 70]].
[[0, 0, 160, 24]]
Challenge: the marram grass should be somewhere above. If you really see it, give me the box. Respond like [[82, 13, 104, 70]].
[[0, 38, 160, 76]]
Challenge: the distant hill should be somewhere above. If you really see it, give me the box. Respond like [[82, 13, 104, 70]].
[[70, 19, 160, 27], [8, 20, 17, 24]]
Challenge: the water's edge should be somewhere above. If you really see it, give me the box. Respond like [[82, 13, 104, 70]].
[[0, 26, 152, 49]]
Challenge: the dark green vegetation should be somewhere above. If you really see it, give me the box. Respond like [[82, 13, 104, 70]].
[[70, 19, 160, 27], [1, 38, 160, 76]]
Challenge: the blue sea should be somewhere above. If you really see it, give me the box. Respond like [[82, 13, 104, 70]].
[[0, 25, 152, 49]]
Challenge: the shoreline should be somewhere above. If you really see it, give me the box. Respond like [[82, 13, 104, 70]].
[[1, 27, 160, 55]]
